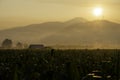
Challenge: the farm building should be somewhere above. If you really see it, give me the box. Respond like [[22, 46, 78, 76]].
[[29, 44, 45, 49]]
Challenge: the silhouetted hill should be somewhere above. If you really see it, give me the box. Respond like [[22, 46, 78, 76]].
[[64, 17, 88, 26], [0, 18, 120, 48]]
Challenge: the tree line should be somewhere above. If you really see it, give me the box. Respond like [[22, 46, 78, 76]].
[[0, 39, 28, 49]]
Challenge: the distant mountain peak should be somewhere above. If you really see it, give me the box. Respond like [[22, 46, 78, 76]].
[[71, 17, 87, 21], [65, 17, 88, 25]]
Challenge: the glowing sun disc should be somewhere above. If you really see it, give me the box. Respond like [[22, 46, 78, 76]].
[[93, 7, 103, 16]]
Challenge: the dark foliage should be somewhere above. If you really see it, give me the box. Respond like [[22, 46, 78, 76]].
[[0, 49, 119, 80]]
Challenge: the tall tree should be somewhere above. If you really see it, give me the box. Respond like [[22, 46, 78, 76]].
[[16, 42, 23, 49], [2, 39, 13, 48]]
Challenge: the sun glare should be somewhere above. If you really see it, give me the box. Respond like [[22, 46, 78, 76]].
[[93, 7, 103, 17]]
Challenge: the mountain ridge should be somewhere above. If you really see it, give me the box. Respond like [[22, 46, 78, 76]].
[[0, 17, 120, 48]]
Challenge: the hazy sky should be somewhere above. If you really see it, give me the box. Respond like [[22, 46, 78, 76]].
[[0, 0, 120, 30]]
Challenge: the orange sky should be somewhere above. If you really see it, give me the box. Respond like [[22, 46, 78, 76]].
[[0, 0, 120, 30]]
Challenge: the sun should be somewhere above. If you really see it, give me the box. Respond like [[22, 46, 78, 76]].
[[93, 7, 103, 17]]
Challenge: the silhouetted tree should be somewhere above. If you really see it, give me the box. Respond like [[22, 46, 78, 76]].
[[2, 39, 13, 48], [16, 42, 23, 49]]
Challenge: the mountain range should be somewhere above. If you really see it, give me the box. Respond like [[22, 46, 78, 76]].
[[0, 17, 120, 48]]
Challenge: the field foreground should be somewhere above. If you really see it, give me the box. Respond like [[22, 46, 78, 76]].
[[0, 49, 120, 80]]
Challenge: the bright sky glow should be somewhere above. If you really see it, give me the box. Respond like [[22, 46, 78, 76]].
[[93, 7, 103, 16], [0, 0, 120, 29]]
